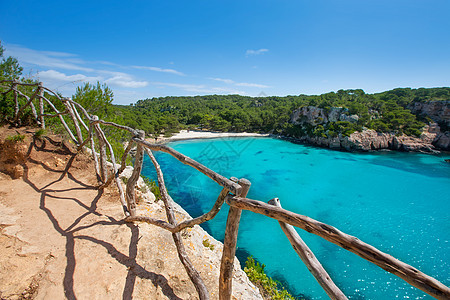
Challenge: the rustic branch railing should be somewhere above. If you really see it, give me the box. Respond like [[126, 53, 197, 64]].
[[1, 80, 449, 300]]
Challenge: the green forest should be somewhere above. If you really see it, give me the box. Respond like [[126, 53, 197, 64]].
[[111, 87, 450, 138]]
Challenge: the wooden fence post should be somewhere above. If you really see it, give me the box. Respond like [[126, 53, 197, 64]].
[[145, 148, 210, 299], [64, 97, 83, 145], [126, 130, 145, 217], [268, 198, 347, 300], [12, 80, 19, 122], [38, 82, 45, 129], [93, 116, 108, 183], [219, 178, 251, 300]]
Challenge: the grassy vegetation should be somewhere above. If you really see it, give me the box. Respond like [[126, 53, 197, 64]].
[[33, 128, 46, 140], [142, 176, 161, 201], [5, 133, 25, 142], [244, 256, 298, 300]]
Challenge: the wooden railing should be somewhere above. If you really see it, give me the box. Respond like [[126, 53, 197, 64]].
[[1, 79, 449, 300]]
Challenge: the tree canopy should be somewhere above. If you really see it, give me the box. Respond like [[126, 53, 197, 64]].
[[112, 87, 450, 138], [0, 41, 23, 80], [72, 82, 114, 119]]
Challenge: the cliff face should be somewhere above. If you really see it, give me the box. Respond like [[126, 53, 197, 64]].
[[288, 105, 450, 152], [289, 106, 360, 125], [409, 100, 450, 128]]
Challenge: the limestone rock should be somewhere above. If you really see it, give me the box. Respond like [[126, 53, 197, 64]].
[[433, 131, 450, 150], [409, 100, 450, 127], [288, 104, 450, 152], [342, 130, 393, 151]]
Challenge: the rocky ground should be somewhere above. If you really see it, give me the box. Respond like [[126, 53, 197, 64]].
[[0, 126, 262, 300]]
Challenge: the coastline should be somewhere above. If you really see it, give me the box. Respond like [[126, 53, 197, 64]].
[[147, 130, 270, 144], [144, 130, 449, 156]]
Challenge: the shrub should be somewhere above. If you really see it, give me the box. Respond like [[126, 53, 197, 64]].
[[244, 256, 296, 300], [143, 176, 161, 200], [202, 239, 215, 250], [34, 128, 46, 140]]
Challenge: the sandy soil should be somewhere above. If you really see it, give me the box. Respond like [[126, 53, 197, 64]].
[[0, 126, 262, 300]]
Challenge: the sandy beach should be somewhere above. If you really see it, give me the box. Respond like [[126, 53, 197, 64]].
[[148, 130, 270, 143]]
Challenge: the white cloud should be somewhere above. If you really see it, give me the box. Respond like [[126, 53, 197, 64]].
[[5, 44, 94, 72], [151, 82, 245, 95], [5, 45, 149, 90], [245, 48, 269, 56], [38, 70, 102, 83], [40, 50, 77, 58], [105, 73, 148, 88], [235, 82, 269, 88], [152, 82, 205, 90], [210, 77, 235, 84], [133, 65, 185, 76], [209, 77, 270, 88]]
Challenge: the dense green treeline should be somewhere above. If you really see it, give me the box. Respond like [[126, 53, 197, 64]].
[[112, 87, 450, 138], [112, 94, 304, 136]]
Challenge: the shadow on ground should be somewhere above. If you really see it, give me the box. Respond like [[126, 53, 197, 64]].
[[20, 138, 182, 300]]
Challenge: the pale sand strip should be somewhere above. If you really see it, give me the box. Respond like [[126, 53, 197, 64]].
[[148, 130, 270, 143]]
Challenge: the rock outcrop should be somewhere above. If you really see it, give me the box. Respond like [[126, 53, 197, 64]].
[[409, 100, 450, 127], [287, 105, 449, 152], [0, 136, 29, 179], [289, 106, 360, 125]]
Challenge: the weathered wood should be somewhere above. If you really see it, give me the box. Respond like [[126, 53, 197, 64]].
[[13, 81, 19, 119], [118, 138, 134, 175], [173, 187, 229, 232], [0, 80, 38, 86], [63, 98, 82, 145], [93, 119, 137, 135], [226, 196, 450, 299], [268, 198, 347, 300], [134, 138, 241, 196], [145, 148, 210, 300], [37, 83, 45, 129], [126, 186, 229, 233], [41, 96, 78, 143], [125, 130, 145, 217], [0, 87, 13, 95], [70, 100, 89, 132], [65, 97, 92, 120], [76, 137, 91, 152], [99, 137, 135, 188], [93, 117, 108, 183], [40, 111, 68, 117], [125, 215, 174, 230], [219, 178, 251, 300], [88, 123, 101, 181], [96, 125, 129, 216], [29, 100, 39, 124], [13, 86, 40, 124]]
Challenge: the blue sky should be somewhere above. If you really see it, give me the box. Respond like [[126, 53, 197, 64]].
[[1, 0, 449, 104]]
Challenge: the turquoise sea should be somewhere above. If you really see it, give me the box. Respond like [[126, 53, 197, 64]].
[[141, 137, 450, 299]]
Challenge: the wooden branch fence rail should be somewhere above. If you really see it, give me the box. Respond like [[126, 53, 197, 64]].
[[1, 79, 449, 300]]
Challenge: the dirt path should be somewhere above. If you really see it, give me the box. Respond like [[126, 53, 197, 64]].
[[0, 127, 261, 300]]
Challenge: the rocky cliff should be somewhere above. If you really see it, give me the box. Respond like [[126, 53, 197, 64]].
[[287, 104, 450, 152], [409, 100, 450, 128]]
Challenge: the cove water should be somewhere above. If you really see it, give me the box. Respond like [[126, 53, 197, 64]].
[[141, 137, 450, 299]]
